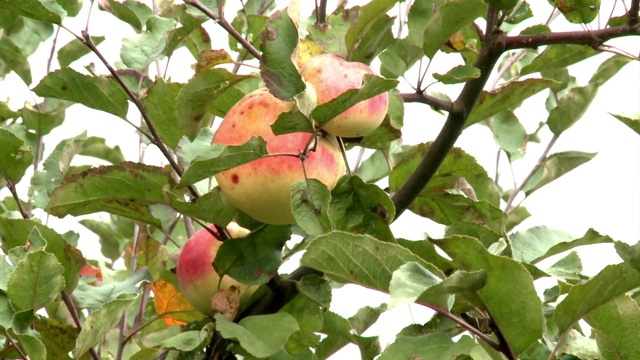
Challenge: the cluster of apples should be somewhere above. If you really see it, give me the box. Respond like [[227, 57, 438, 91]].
[[214, 54, 389, 225], [176, 54, 389, 316]]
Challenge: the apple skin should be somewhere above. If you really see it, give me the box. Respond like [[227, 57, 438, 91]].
[[176, 224, 251, 316], [301, 54, 389, 138], [213, 88, 346, 225]]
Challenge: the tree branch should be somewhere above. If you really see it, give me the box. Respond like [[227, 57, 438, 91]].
[[629, 0, 639, 25], [502, 24, 640, 50], [400, 92, 454, 112], [184, 0, 262, 60], [391, 31, 505, 218]]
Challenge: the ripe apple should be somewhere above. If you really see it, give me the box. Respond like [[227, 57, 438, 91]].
[[176, 224, 252, 316], [301, 54, 389, 138], [213, 88, 346, 225]]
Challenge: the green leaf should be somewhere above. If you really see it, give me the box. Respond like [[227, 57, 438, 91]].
[[0, 218, 85, 293], [379, 40, 424, 79], [586, 296, 640, 360], [215, 313, 299, 358], [98, 0, 152, 31], [57, 36, 105, 67], [395, 238, 454, 274], [615, 241, 640, 272], [296, 274, 332, 309], [291, 179, 333, 236], [171, 187, 237, 227], [79, 136, 125, 164], [0, 0, 65, 24], [555, 262, 640, 335], [13, 332, 46, 360], [177, 136, 269, 188], [30, 132, 86, 209], [329, 175, 396, 241], [344, 0, 397, 64], [0, 101, 19, 121], [214, 225, 291, 285], [141, 78, 183, 149], [0, 128, 33, 184], [46, 162, 177, 227], [379, 332, 454, 360], [436, 235, 544, 354], [316, 308, 383, 359], [33, 317, 79, 360], [389, 143, 504, 231], [79, 218, 128, 262], [388, 262, 443, 309], [270, 107, 314, 135], [521, 45, 598, 76], [511, 226, 575, 263], [0, 36, 31, 84], [466, 79, 555, 127], [609, 113, 640, 135], [72, 268, 150, 309], [548, 55, 631, 134], [301, 231, 444, 292], [33, 68, 129, 119], [417, 269, 488, 306], [175, 68, 256, 139], [73, 293, 138, 358], [422, 0, 486, 59], [521, 151, 596, 196], [305, 6, 356, 58], [535, 228, 615, 264], [259, 8, 305, 100], [490, 110, 527, 161], [433, 65, 481, 84], [311, 75, 398, 128], [21, 100, 67, 137], [121, 15, 175, 70], [143, 323, 213, 351], [545, 251, 583, 280], [7, 250, 65, 312], [552, 0, 600, 24]]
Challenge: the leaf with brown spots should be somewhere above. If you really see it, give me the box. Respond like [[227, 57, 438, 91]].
[[46, 162, 179, 227]]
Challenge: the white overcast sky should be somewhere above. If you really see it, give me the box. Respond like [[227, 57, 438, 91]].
[[1, 1, 639, 357]]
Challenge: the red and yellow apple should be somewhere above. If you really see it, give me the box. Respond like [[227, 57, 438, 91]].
[[301, 54, 389, 138], [176, 224, 252, 316], [213, 87, 346, 225]]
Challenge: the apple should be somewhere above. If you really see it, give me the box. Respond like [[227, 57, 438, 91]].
[[213, 88, 346, 225], [301, 54, 389, 138], [176, 224, 252, 316]]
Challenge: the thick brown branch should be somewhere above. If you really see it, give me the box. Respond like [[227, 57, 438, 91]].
[[630, 0, 639, 25], [184, 0, 262, 60], [502, 24, 640, 50], [391, 32, 505, 219], [400, 92, 455, 112]]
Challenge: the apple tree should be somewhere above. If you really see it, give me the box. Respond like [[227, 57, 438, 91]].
[[0, 0, 639, 359]]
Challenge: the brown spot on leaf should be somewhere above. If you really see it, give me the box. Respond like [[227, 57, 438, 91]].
[[231, 174, 239, 184], [266, 26, 277, 41]]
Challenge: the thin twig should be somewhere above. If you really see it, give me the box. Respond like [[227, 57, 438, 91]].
[[629, 0, 640, 25], [184, 0, 262, 59], [5, 180, 29, 219], [400, 92, 455, 112], [62, 291, 101, 360], [3, 330, 28, 359], [416, 301, 503, 352], [316, 0, 328, 27], [504, 134, 559, 213]]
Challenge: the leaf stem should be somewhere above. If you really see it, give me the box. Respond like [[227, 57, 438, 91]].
[[3, 330, 27, 359], [184, 0, 262, 60], [504, 133, 559, 213]]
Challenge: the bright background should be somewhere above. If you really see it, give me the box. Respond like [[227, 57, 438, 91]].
[[1, 1, 639, 358]]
